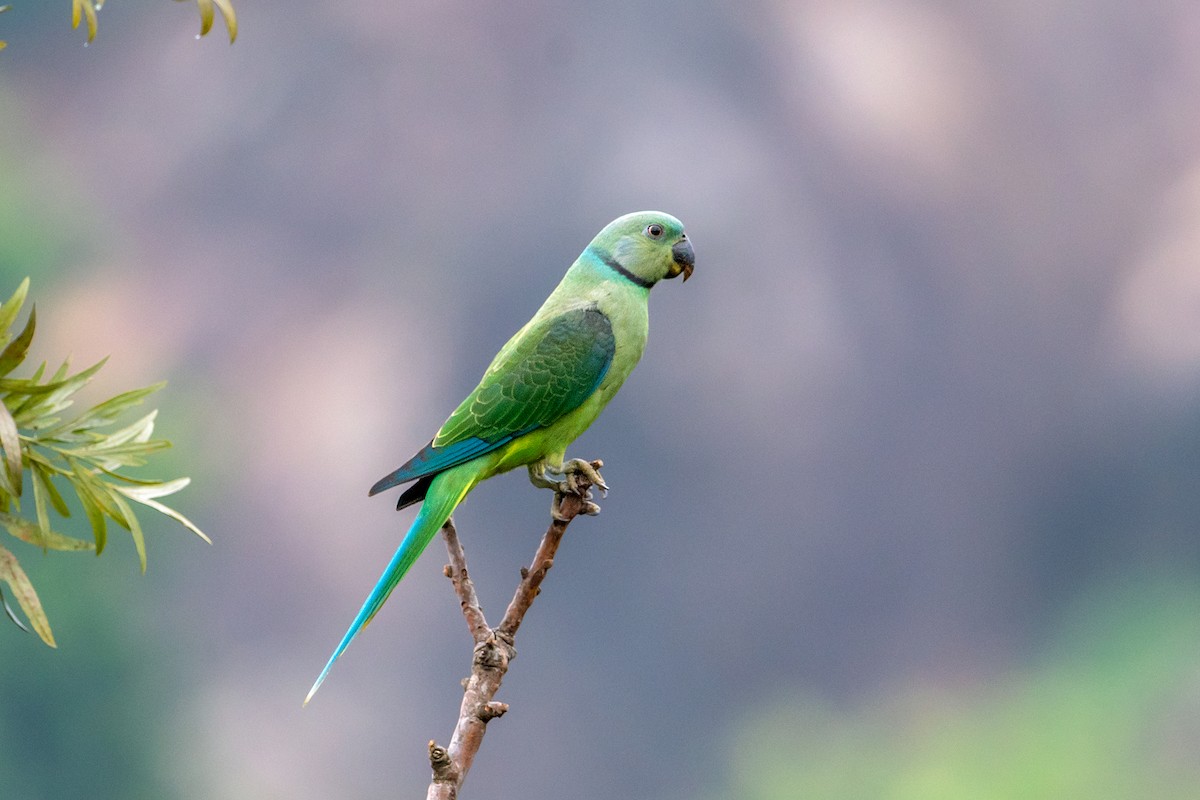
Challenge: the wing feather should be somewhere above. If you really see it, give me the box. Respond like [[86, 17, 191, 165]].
[[369, 306, 615, 497]]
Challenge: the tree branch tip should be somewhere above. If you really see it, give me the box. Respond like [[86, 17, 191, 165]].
[[519, 566, 529, 578], [590, 459, 604, 469], [428, 740, 451, 769], [443, 564, 453, 578], [481, 701, 509, 720]]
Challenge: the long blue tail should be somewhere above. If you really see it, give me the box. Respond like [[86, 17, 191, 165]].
[[304, 467, 475, 705]]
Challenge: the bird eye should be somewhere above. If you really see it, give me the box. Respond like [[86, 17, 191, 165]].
[[645, 224, 664, 239]]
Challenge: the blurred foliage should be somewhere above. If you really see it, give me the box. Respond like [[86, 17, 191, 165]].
[[0, 0, 236, 49], [723, 578, 1200, 800], [0, 278, 208, 648]]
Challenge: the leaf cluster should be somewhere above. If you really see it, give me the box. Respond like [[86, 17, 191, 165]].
[[0, 279, 208, 647], [0, 0, 237, 50]]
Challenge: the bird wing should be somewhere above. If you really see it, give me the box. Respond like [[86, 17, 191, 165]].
[[369, 305, 615, 498]]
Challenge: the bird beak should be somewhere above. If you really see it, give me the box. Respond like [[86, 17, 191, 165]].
[[669, 237, 695, 282]]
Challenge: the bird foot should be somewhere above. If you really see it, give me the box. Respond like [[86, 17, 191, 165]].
[[550, 459, 606, 521], [559, 458, 608, 496]]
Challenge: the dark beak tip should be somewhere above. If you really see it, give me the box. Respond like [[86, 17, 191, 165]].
[[671, 238, 695, 282]]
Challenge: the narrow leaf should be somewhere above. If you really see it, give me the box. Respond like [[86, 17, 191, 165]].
[[76, 440, 171, 471], [0, 356, 105, 396], [48, 359, 70, 382], [212, 0, 237, 42], [68, 458, 125, 527], [0, 400, 22, 496], [32, 463, 71, 518], [5, 358, 107, 424], [72, 0, 97, 42], [0, 512, 93, 551], [0, 277, 29, 343], [0, 469, 12, 502], [43, 382, 165, 437], [113, 476, 190, 500], [74, 481, 107, 553], [29, 464, 50, 541], [116, 481, 211, 544], [88, 466, 173, 487], [0, 544, 55, 646], [0, 305, 35, 377], [195, 0, 214, 37], [110, 493, 146, 572], [71, 409, 158, 452]]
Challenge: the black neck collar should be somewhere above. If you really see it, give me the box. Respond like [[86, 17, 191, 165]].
[[596, 251, 654, 289]]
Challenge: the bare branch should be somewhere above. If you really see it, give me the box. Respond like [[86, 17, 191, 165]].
[[440, 518, 490, 643], [426, 467, 599, 799]]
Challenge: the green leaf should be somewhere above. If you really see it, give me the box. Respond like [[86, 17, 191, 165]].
[[197, 0, 214, 37], [116, 479, 211, 544], [0, 543, 55, 646], [0, 512, 94, 551], [0, 277, 29, 345], [42, 382, 165, 438], [212, 0, 238, 42], [175, 0, 238, 43], [0, 279, 207, 594], [74, 481, 108, 554], [0, 305, 35, 378], [29, 463, 50, 541], [73, 409, 158, 451], [60, 439, 173, 473], [32, 462, 71, 518], [68, 458, 125, 525], [0, 357, 105, 396], [6, 358, 108, 427], [72, 0, 98, 43], [109, 493, 146, 573], [0, 400, 22, 495], [67, 459, 118, 553]]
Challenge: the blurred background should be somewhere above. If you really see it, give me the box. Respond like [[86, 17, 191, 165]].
[[2, 1, 1200, 797]]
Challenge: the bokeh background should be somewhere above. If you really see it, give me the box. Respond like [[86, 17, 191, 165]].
[[3, 1, 1200, 798]]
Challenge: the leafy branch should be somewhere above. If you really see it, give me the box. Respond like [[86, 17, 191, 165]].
[[0, 0, 237, 51], [0, 278, 208, 647]]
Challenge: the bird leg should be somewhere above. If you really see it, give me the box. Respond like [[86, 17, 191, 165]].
[[526, 461, 559, 491], [528, 458, 607, 521]]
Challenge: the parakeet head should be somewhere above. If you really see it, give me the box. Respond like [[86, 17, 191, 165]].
[[586, 211, 694, 287]]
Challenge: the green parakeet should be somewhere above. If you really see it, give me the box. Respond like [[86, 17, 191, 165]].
[[305, 211, 694, 703]]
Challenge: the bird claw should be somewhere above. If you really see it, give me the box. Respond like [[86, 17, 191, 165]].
[[559, 458, 608, 497], [550, 459, 607, 520]]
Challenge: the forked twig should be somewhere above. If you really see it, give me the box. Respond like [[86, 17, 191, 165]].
[[425, 465, 600, 799]]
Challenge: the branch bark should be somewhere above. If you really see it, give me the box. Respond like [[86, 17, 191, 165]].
[[425, 465, 601, 800]]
